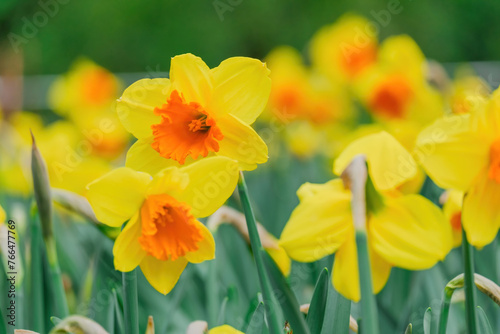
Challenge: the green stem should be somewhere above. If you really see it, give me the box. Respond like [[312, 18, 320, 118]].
[[462, 228, 477, 334], [123, 270, 139, 334], [45, 236, 69, 318], [238, 172, 282, 334], [355, 231, 380, 334], [207, 255, 219, 327], [30, 211, 44, 333], [437, 290, 452, 334]]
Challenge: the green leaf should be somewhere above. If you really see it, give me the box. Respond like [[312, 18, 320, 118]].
[[423, 308, 432, 334], [246, 302, 267, 334], [113, 289, 125, 334], [476, 306, 493, 334], [307, 268, 329, 334], [321, 283, 351, 334], [405, 323, 412, 334], [262, 251, 310, 334]]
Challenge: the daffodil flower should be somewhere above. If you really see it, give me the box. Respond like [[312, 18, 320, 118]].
[[310, 14, 377, 82], [416, 89, 500, 247], [441, 189, 464, 247], [279, 132, 452, 301], [86, 156, 238, 294], [116, 53, 270, 175]]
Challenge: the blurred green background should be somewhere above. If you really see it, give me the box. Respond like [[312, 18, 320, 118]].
[[1, 0, 500, 75]]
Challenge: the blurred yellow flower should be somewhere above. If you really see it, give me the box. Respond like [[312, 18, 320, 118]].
[[416, 87, 500, 247], [49, 59, 130, 160], [86, 156, 239, 294], [279, 132, 452, 301], [49, 59, 121, 115], [355, 35, 443, 125], [264, 46, 354, 158], [116, 53, 270, 175], [209, 325, 244, 334], [449, 67, 490, 115], [441, 190, 464, 247], [310, 14, 377, 82]]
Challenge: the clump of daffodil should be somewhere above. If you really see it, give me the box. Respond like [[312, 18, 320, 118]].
[[441, 190, 464, 247], [310, 14, 377, 83], [416, 86, 500, 247], [49, 58, 121, 114], [0, 113, 112, 196], [354, 35, 443, 125], [263, 46, 354, 159], [116, 53, 270, 175], [86, 156, 239, 294], [49, 59, 130, 160], [279, 132, 452, 301]]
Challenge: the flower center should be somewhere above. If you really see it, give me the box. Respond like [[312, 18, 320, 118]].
[[139, 194, 203, 261], [369, 75, 413, 119], [151, 90, 224, 164], [81, 69, 116, 105], [340, 43, 377, 77], [488, 138, 500, 183], [450, 212, 462, 232]]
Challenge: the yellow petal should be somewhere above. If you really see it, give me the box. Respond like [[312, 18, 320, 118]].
[[113, 212, 146, 272], [415, 114, 488, 191], [140, 255, 188, 295], [116, 78, 169, 139], [474, 87, 500, 142], [170, 53, 212, 106], [334, 131, 417, 191], [217, 114, 268, 171], [332, 230, 360, 302], [279, 179, 351, 262], [167, 157, 239, 218], [369, 245, 392, 294], [185, 221, 215, 263], [0, 205, 5, 224], [146, 167, 189, 197], [209, 325, 244, 334], [86, 167, 151, 227], [210, 57, 271, 124], [369, 194, 452, 270], [462, 171, 500, 248], [126, 138, 179, 176], [266, 245, 292, 277]]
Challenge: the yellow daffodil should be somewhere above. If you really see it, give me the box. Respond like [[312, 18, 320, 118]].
[[264, 46, 354, 158], [449, 67, 490, 115], [310, 14, 377, 82], [279, 132, 452, 301], [355, 35, 443, 125], [116, 53, 270, 175], [86, 156, 239, 294], [49, 59, 130, 160], [441, 190, 464, 247], [416, 87, 500, 247], [49, 58, 121, 115], [209, 325, 244, 334]]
